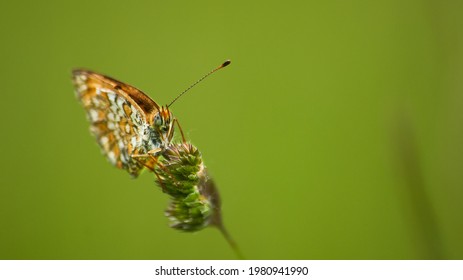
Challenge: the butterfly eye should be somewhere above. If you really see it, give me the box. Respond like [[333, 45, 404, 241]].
[[154, 114, 162, 126]]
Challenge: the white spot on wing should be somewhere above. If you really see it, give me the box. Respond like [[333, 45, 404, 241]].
[[120, 151, 128, 164], [110, 104, 119, 115], [89, 109, 99, 121], [75, 74, 87, 84], [107, 112, 115, 122], [106, 91, 116, 102], [100, 136, 108, 145], [118, 140, 125, 149], [114, 112, 121, 122], [117, 97, 125, 109], [107, 151, 117, 165], [131, 137, 137, 147], [78, 84, 88, 93]]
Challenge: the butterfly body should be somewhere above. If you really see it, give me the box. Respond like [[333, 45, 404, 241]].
[[72, 69, 174, 177]]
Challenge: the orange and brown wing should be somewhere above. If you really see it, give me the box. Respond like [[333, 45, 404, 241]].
[[72, 69, 159, 177]]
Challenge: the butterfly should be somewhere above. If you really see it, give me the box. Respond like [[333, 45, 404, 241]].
[[72, 69, 176, 177], [72, 60, 230, 177]]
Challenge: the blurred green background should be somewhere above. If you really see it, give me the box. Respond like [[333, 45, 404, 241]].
[[0, 0, 462, 259]]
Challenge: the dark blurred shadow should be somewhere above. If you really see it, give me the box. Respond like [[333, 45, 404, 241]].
[[394, 111, 443, 259]]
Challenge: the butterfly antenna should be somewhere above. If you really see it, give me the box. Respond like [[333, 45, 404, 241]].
[[168, 60, 231, 108]]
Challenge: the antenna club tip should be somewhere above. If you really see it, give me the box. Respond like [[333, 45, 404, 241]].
[[222, 60, 231, 67]]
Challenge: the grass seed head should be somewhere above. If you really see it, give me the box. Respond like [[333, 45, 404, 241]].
[[155, 142, 221, 232]]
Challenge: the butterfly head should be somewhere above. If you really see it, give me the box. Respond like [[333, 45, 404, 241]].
[[153, 106, 174, 147]]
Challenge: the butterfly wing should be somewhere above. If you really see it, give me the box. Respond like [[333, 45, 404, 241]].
[[72, 69, 160, 177]]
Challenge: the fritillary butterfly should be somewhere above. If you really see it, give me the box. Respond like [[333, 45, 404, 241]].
[[72, 60, 230, 177], [72, 69, 175, 177]]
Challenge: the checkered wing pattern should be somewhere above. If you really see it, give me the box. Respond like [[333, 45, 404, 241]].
[[72, 69, 160, 177]]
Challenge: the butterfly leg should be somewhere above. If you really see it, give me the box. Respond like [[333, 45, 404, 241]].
[[131, 154, 155, 172], [131, 150, 173, 193], [131, 149, 160, 171], [131, 147, 162, 160], [173, 118, 186, 143], [152, 168, 169, 194]]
